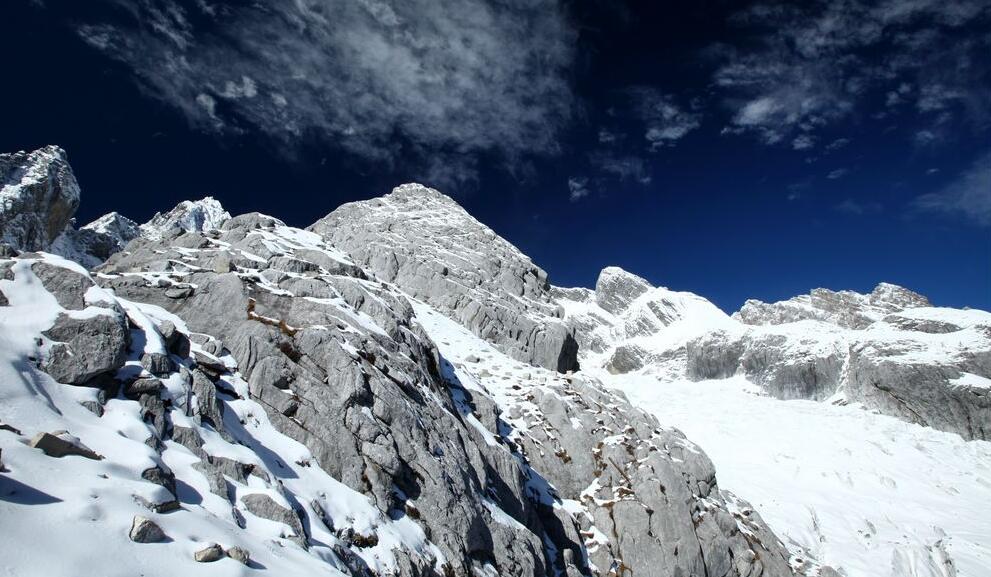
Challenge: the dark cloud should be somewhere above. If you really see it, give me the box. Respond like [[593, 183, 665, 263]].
[[74, 0, 576, 179]]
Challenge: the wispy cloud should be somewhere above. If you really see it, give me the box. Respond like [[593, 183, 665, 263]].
[[73, 0, 576, 182], [836, 198, 882, 215], [590, 152, 652, 185], [626, 88, 702, 150], [827, 168, 850, 179], [713, 1, 991, 147], [568, 177, 590, 202], [792, 134, 816, 150], [912, 150, 991, 226]]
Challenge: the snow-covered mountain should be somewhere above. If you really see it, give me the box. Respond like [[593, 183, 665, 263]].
[[140, 196, 231, 240], [556, 267, 990, 441], [1, 146, 988, 577], [0, 146, 231, 266], [0, 145, 79, 252]]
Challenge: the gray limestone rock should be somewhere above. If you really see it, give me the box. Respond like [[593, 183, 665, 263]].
[[193, 543, 225, 562], [29, 432, 102, 460], [31, 261, 93, 310], [595, 267, 652, 315], [42, 310, 129, 385], [226, 546, 250, 565], [129, 515, 167, 543], [241, 493, 306, 544], [735, 283, 931, 329], [92, 195, 803, 577], [140, 352, 175, 376], [0, 146, 80, 252], [309, 184, 579, 373]]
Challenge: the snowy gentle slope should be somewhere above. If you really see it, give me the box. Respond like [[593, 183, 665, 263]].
[[600, 373, 991, 577]]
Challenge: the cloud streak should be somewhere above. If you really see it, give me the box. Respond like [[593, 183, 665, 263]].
[[912, 150, 991, 226], [74, 0, 576, 184], [713, 0, 991, 147]]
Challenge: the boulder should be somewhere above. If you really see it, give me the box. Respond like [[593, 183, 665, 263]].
[[140, 352, 174, 376], [42, 311, 129, 385], [28, 432, 102, 460], [193, 543, 225, 562], [241, 493, 306, 544], [129, 515, 167, 543], [226, 546, 250, 565]]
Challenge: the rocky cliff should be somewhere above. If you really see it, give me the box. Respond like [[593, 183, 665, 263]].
[[310, 184, 579, 374], [0, 147, 803, 577]]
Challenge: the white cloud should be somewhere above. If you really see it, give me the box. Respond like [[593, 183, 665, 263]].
[[589, 152, 652, 185], [626, 88, 701, 150], [792, 134, 816, 150], [835, 198, 882, 215], [74, 0, 576, 176], [568, 177, 590, 201], [825, 137, 850, 151], [714, 1, 991, 146], [912, 150, 991, 226], [827, 168, 850, 179]]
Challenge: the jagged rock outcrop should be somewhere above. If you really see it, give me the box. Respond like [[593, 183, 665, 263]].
[[554, 266, 735, 379], [416, 303, 797, 577], [0, 145, 80, 252], [557, 268, 991, 441], [140, 196, 231, 239], [83, 193, 798, 576], [310, 184, 579, 373], [96, 213, 570, 575], [734, 283, 931, 329]]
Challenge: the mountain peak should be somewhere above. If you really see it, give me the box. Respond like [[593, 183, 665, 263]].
[[595, 266, 653, 314], [0, 145, 80, 252], [140, 196, 231, 239]]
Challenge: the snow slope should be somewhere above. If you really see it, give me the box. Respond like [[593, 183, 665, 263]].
[[599, 372, 991, 577], [0, 253, 444, 577]]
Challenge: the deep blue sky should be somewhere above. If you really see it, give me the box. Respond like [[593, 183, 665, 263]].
[[3, 0, 989, 312]]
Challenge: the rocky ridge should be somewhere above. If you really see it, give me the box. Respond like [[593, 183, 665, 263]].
[[0, 148, 805, 577], [310, 184, 579, 374], [557, 267, 991, 441], [0, 145, 230, 267]]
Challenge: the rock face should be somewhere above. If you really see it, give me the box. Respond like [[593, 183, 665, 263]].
[[554, 266, 735, 377], [417, 303, 797, 577], [557, 268, 991, 441], [734, 283, 931, 329], [310, 183, 579, 373], [0, 146, 80, 252], [74, 211, 142, 262], [87, 196, 797, 576], [140, 196, 230, 240]]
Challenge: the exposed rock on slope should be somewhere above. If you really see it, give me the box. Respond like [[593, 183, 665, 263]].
[[554, 267, 735, 377], [93, 206, 797, 576], [734, 283, 931, 329], [0, 145, 80, 252], [310, 184, 579, 373], [0, 167, 802, 577], [558, 268, 991, 440], [140, 196, 231, 240]]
